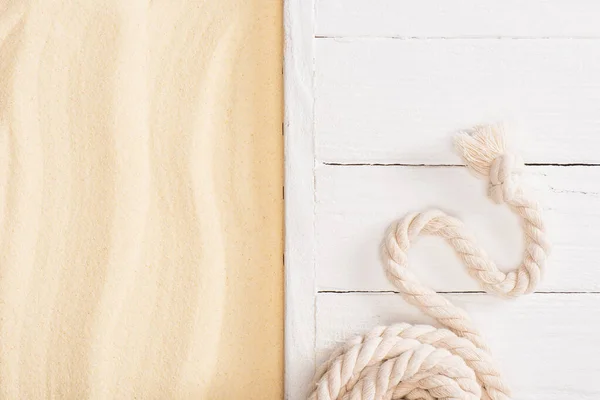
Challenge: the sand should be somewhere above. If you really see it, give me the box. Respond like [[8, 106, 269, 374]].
[[0, 1, 283, 398]]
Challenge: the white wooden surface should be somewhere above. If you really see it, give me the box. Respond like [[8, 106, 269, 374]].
[[316, 0, 600, 38], [285, 1, 600, 399], [316, 165, 600, 292], [316, 39, 600, 164]]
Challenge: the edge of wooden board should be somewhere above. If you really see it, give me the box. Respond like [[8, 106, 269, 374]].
[[284, 0, 316, 398]]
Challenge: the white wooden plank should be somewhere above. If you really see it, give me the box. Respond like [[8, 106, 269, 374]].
[[315, 39, 600, 164], [316, 292, 600, 399], [284, 0, 316, 398], [316, 165, 600, 292], [316, 0, 600, 38]]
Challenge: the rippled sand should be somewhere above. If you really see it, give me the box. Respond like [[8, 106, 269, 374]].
[[0, 1, 283, 398]]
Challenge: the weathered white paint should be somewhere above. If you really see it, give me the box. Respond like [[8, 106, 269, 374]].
[[315, 39, 600, 164], [317, 292, 600, 399], [316, 0, 600, 38], [316, 165, 600, 292], [284, 0, 316, 399]]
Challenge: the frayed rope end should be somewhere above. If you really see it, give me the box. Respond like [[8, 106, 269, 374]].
[[454, 124, 507, 178]]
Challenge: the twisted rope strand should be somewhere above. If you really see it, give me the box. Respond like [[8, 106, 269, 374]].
[[310, 124, 550, 400]]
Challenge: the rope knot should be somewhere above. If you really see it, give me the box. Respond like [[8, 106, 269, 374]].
[[488, 153, 524, 204], [454, 124, 526, 205]]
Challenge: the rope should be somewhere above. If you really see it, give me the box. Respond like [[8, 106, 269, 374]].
[[309, 124, 550, 400]]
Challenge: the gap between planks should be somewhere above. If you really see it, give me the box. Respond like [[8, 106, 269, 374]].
[[319, 290, 600, 295], [315, 36, 600, 40], [321, 162, 600, 167]]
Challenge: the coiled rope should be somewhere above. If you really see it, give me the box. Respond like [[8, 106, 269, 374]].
[[309, 124, 550, 400]]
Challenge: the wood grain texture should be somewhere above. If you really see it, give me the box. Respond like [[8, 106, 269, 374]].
[[317, 292, 600, 399], [316, 165, 600, 292], [315, 39, 600, 164], [316, 0, 600, 38], [284, 0, 316, 399]]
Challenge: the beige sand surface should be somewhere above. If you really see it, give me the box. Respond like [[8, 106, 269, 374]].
[[0, 1, 283, 398]]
